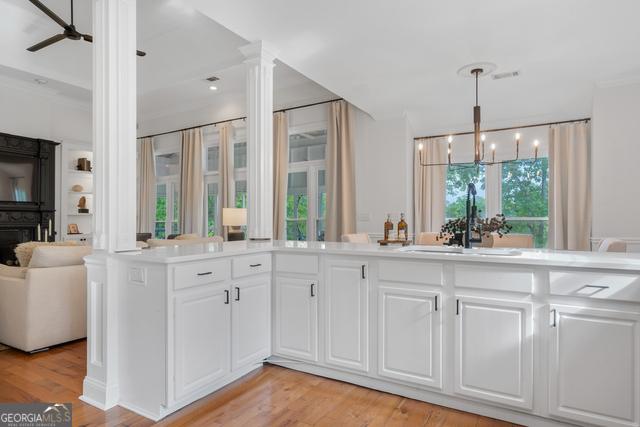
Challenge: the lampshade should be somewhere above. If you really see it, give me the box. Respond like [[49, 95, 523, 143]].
[[222, 208, 247, 226]]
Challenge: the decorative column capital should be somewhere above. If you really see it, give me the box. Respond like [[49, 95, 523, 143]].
[[239, 40, 278, 65]]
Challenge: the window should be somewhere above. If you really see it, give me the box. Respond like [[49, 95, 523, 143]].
[[501, 158, 549, 248], [235, 180, 247, 208], [443, 156, 549, 247], [155, 181, 179, 238], [154, 150, 180, 238], [285, 128, 327, 241], [445, 164, 486, 219], [206, 182, 219, 236]]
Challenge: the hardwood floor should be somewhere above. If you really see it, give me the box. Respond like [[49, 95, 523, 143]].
[[0, 340, 520, 427]]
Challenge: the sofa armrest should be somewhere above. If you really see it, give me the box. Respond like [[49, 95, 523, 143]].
[[0, 265, 87, 351]]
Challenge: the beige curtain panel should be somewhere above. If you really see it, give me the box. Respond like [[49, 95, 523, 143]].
[[273, 111, 289, 240], [179, 128, 204, 236], [414, 138, 447, 235], [219, 123, 235, 240], [325, 100, 356, 242], [548, 121, 591, 250], [136, 137, 156, 234]]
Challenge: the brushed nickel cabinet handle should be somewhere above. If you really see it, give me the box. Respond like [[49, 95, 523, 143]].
[[197, 271, 212, 276]]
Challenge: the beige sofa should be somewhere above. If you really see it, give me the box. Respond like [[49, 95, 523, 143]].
[[0, 245, 92, 352]]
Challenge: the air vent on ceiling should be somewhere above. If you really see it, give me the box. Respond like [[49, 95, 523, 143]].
[[492, 70, 520, 80], [205, 76, 220, 82]]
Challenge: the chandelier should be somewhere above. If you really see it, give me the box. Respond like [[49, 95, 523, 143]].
[[418, 67, 539, 168]]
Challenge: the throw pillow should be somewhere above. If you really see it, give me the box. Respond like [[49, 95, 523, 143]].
[[14, 241, 78, 267], [28, 246, 92, 268], [175, 233, 198, 240]]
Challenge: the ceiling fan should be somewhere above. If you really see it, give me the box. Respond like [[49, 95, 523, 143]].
[[26, 0, 146, 57]]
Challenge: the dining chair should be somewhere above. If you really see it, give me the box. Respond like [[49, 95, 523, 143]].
[[597, 238, 627, 253], [341, 233, 371, 244]]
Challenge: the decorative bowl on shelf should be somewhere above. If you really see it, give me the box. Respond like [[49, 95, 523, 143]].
[[71, 184, 84, 192]]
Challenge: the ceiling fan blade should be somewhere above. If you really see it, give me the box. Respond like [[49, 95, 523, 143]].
[[28, 0, 69, 29], [84, 34, 145, 57], [27, 33, 67, 52]]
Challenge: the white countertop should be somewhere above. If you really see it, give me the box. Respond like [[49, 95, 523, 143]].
[[112, 240, 640, 272]]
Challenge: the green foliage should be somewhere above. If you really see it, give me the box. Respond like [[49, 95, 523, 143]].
[[446, 164, 486, 218], [502, 159, 549, 247], [286, 194, 308, 240]]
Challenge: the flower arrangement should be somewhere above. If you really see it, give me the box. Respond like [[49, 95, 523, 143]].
[[438, 214, 512, 245]]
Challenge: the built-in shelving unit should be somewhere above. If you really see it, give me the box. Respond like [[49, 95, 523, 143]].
[[60, 143, 93, 245]]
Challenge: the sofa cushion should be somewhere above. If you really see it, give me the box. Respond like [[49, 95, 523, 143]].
[[14, 241, 78, 267], [28, 246, 92, 268], [175, 233, 199, 240], [0, 264, 27, 279]]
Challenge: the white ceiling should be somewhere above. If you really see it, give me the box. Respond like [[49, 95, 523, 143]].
[[0, 0, 335, 133], [187, 0, 640, 136]]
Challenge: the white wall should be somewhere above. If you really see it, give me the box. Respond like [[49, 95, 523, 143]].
[[591, 80, 640, 251], [353, 109, 412, 237], [0, 77, 91, 144]]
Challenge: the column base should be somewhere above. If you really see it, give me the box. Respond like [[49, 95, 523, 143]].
[[80, 376, 119, 410]]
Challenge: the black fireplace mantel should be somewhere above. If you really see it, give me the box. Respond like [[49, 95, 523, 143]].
[[0, 132, 59, 265]]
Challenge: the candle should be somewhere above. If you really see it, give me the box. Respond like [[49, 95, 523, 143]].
[[48, 219, 52, 241], [418, 142, 424, 164], [533, 139, 539, 160], [37, 224, 41, 241], [491, 143, 496, 163]]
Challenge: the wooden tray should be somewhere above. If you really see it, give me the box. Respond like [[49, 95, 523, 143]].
[[377, 239, 412, 246]]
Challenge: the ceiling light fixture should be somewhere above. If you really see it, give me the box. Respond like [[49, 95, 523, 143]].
[[209, 85, 218, 91], [418, 66, 538, 168]]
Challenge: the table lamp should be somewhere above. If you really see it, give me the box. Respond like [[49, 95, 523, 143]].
[[223, 208, 247, 241]]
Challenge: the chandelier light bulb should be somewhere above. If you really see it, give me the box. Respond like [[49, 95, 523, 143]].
[[491, 143, 496, 150], [481, 134, 486, 142], [515, 132, 521, 140], [534, 139, 540, 147], [448, 135, 453, 143], [418, 143, 424, 151]]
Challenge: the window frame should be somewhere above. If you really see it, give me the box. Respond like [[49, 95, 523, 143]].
[[154, 147, 181, 238], [284, 121, 327, 242]]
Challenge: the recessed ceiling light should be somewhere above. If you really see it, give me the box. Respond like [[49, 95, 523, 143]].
[[34, 78, 48, 85], [209, 85, 218, 91]]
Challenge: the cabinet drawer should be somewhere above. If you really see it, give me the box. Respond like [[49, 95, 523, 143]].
[[233, 253, 272, 278], [378, 260, 443, 286], [455, 265, 533, 293], [173, 259, 231, 291], [550, 270, 640, 303], [276, 253, 319, 275]]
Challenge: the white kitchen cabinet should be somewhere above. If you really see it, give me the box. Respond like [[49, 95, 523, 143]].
[[173, 283, 231, 402], [324, 258, 369, 372], [377, 284, 442, 389], [273, 276, 318, 361], [549, 305, 640, 427], [231, 276, 271, 370], [454, 295, 533, 409]]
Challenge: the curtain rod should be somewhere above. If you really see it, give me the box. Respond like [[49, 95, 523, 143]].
[[413, 117, 591, 141], [138, 98, 344, 140]]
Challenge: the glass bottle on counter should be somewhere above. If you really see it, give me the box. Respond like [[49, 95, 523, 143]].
[[397, 213, 408, 241], [384, 214, 394, 240]]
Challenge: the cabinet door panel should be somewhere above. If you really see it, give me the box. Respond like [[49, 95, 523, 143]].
[[378, 285, 441, 388], [325, 259, 369, 372], [549, 305, 640, 427], [173, 284, 230, 401], [274, 277, 318, 361], [232, 276, 271, 370], [454, 296, 533, 409]]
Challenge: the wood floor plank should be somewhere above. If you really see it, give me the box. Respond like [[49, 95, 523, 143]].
[[0, 340, 522, 427]]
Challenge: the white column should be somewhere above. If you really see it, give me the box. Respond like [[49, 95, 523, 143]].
[[81, 0, 137, 410], [239, 41, 277, 240]]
